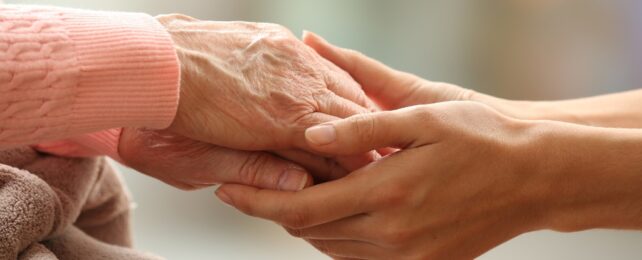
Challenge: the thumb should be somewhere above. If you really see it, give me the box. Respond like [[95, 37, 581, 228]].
[[303, 107, 438, 155]]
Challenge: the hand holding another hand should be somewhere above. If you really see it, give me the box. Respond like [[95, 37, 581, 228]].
[[216, 101, 550, 259], [210, 33, 557, 259], [113, 17, 385, 190]]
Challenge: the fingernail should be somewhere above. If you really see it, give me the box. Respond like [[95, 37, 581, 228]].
[[305, 125, 336, 145], [215, 189, 233, 206], [278, 168, 309, 191]]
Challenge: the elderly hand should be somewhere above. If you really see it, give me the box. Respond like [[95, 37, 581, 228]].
[[117, 128, 322, 191], [155, 15, 375, 153]]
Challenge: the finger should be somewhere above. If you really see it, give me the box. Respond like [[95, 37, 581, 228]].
[[215, 174, 373, 229], [323, 59, 379, 112], [332, 152, 380, 173], [119, 130, 312, 191], [293, 112, 378, 171], [285, 214, 374, 241], [272, 149, 348, 181], [306, 239, 385, 259], [303, 31, 421, 110], [316, 91, 370, 119], [273, 149, 376, 181], [304, 107, 438, 155], [213, 150, 314, 191], [184, 149, 313, 191]]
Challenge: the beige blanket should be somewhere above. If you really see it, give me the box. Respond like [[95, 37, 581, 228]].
[[0, 147, 161, 260]]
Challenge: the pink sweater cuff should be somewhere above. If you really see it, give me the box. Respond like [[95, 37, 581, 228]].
[[0, 5, 179, 148], [34, 128, 123, 162], [65, 9, 180, 131]]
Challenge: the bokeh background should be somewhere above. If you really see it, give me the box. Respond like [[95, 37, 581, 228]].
[[8, 0, 642, 259]]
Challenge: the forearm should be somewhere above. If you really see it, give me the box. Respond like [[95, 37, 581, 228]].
[[475, 89, 642, 128], [531, 121, 642, 232], [0, 5, 179, 149]]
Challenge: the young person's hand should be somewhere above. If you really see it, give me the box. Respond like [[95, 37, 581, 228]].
[[302, 31, 642, 129], [215, 101, 548, 259], [217, 100, 642, 259]]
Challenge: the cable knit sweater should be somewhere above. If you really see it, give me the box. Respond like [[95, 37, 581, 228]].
[[0, 4, 180, 158], [0, 5, 181, 259]]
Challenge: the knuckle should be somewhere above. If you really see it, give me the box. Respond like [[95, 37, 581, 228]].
[[281, 205, 310, 229], [238, 153, 272, 186], [409, 106, 443, 128], [453, 85, 478, 101], [410, 106, 435, 122], [375, 183, 409, 208], [347, 113, 377, 145]]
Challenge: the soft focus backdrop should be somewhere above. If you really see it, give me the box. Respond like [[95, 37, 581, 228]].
[[8, 0, 642, 259]]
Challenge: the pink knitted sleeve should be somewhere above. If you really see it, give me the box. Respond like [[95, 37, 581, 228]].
[[0, 5, 180, 149], [34, 128, 123, 162]]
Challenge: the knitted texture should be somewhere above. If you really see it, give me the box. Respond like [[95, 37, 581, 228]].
[[0, 5, 179, 149]]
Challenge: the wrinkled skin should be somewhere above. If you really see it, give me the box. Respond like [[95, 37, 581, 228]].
[[116, 16, 381, 190], [118, 128, 350, 191], [117, 128, 306, 191], [156, 15, 375, 151]]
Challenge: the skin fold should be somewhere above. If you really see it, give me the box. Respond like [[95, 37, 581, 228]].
[[214, 32, 642, 259]]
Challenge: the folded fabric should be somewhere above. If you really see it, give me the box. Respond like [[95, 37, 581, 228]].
[[0, 147, 161, 260]]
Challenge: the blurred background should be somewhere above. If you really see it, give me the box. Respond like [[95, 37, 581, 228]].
[[8, 0, 642, 259]]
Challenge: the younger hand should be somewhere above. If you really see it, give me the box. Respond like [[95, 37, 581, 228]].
[[302, 31, 477, 110], [216, 102, 551, 259]]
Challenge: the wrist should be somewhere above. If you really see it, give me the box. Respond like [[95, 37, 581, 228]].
[[526, 121, 642, 232], [469, 93, 536, 121], [471, 93, 593, 126]]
